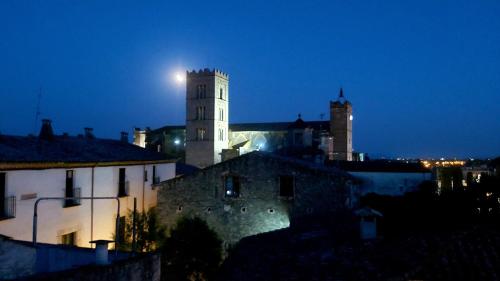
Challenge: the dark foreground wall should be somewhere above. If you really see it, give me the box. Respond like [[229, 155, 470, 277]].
[[17, 253, 160, 281]]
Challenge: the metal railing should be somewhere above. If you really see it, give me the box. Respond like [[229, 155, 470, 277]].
[[1, 196, 16, 219], [63, 187, 81, 207], [118, 181, 130, 197]]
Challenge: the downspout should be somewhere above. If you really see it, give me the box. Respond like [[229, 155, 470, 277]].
[[91, 165, 95, 246], [142, 164, 146, 212]]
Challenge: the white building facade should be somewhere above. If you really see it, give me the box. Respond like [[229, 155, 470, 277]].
[[0, 122, 175, 248]]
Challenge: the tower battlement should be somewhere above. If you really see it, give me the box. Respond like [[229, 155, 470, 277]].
[[187, 68, 229, 79]]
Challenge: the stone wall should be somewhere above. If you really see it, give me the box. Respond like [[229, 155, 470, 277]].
[[20, 253, 161, 281], [157, 152, 355, 245], [0, 237, 36, 280]]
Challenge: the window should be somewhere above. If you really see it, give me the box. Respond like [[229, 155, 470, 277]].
[[144, 170, 148, 182], [196, 128, 206, 141], [196, 84, 207, 99], [64, 170, 79, 207], [153, 165, 159, 184], [219, 108, 224, 121], [0, 173, 5, 217], [61, 232, 76, 246], [0, 173, 15, 219], [218, 129, 224, 141], [220, 88, 224, 99], [196, 106, 206, 120], [118, 168, 128, 197], [225, 176, 240, 198], [279, 175, 294, 198]]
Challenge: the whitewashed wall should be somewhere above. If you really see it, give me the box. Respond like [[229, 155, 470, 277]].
[[350, 171, 432, 196], [0, 162, 175, 247]]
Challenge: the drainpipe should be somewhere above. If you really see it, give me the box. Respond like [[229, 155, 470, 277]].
[[90, 165, 95, 246], [142, 164, 146, 212]]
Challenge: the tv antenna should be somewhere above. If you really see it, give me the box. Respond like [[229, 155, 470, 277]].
[[34, 87, 42, 134]]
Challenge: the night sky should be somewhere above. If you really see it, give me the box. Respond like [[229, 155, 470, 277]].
[[1, 1, 499, 158]]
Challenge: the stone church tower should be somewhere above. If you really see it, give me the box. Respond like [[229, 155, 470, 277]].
[[330, 88, 353, 161], [185, 69, 229, 168]]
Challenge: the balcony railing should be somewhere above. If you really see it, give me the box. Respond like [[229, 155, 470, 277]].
[[118, 181, 130, 197], [0, 196, 16, 220], [63, 187, 81, 208]]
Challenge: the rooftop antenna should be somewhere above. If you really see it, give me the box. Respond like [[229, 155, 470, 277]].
[[34, 87, 42, 134]]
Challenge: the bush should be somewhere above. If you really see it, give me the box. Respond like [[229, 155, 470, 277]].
[[161, 216, 223, 281]]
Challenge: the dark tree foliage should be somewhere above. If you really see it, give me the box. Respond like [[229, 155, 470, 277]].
[[161, 216, 223, 281], [361, 176, 500, 237], [116, 207, 167, 252]]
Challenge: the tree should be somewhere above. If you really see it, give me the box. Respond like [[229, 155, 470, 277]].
[[161, 216, 223, 281], [116, 207, 167, 252]]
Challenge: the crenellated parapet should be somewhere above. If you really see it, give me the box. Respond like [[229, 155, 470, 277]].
[[187, 68, 229, 79]]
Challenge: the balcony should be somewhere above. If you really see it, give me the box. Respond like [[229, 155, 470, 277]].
[[0, 196, 16, 220], [63, 187, 81, 208], [118, 181, 130, 197]]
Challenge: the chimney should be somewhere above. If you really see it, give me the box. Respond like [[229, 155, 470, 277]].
[[90, 240, 112, 265], [84, 127, 95, 139], [120, 131, 129, 143], [355, 207, 383, 240], [39, 119, 54, 140]]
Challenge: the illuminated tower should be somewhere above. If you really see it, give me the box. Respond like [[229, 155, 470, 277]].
[[330, 88, 353, 161], [185, 68, 229, 168]]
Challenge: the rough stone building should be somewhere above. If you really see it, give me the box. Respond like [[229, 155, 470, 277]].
[[134, 68, 356, 165], [157, 151, 356, 245]]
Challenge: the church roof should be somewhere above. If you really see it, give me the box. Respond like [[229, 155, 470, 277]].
[[152, 120, 330, 134]]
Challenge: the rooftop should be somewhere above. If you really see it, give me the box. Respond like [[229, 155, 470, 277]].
[[152, 120, 330, 133], [0, 134, 170, 165]]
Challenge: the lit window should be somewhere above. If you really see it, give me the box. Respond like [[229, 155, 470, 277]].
[[197, 128, 206, 141], [225, 176, 240, 198], [61, 232, 77, 246]]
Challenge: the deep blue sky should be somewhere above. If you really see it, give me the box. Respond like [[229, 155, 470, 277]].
[[1, 1, 499, 158]]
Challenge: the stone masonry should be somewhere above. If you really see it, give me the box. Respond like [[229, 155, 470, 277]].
[[157, 152, 356, 245]]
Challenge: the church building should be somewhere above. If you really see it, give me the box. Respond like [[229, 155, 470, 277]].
[[134, 68, 355, 168]]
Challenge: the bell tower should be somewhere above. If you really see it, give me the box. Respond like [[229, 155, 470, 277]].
[[185, 68, 229, 168], [330, 88, 353, 161]]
